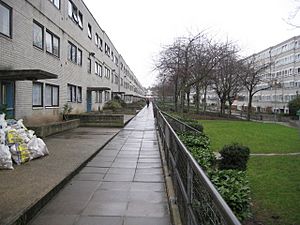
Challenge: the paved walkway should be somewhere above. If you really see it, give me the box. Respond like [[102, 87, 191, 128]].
[[29, 104, 171, 225]]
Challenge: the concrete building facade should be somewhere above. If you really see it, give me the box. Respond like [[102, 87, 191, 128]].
[[235, 35, 300, 113], [204, 36, 300, 114], [0, 0, 145, 124]]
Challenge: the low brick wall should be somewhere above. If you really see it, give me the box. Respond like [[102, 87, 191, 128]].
[[68, 114, 124, 127], [27, 119, 80, 138]]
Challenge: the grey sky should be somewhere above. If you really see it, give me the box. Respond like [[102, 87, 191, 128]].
[[83, 0, 300, 87]]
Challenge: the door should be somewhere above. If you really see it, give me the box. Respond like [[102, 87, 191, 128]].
[[87, 91, 92, 112], [0, 81, 14, 118]]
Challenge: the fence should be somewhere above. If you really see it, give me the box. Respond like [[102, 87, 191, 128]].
[[153, 105, 241, 225]]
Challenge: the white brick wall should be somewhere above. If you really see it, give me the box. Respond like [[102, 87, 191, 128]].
[[0, 0, 144, 123]]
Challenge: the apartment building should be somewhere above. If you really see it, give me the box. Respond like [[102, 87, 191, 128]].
[[234, 35, 300, 114], [0, 0, 145, 123]]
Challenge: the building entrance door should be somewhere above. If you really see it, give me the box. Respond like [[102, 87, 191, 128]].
[[0, 81, 14, 118], [87, 91, 92, 112]]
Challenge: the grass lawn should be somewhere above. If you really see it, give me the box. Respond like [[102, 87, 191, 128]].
[[247, 156, 300, 225], [200, 120, 300, 153], [199, 119, 300, 225]]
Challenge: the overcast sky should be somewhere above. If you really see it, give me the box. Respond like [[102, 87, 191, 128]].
[[83, 0, 300, 88]]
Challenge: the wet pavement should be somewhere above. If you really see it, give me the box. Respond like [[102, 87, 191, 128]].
[[29, 104, 171, 225]]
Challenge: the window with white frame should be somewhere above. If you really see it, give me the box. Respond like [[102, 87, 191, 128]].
[[0, 1, 12, 37], [49, 0, 60, 9], [45, 84, 59, 107], [46, 30, 59, 57], [32, 82, 43, 107], [67, 84, 76, 102], [33, 21, 44, 49]]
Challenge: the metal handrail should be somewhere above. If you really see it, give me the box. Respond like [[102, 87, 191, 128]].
[[153, 104, 241, 225]]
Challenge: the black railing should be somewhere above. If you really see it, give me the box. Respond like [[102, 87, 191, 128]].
[[153, 105, 241, 225]]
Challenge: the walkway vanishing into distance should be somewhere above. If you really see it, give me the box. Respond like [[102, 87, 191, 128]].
[[29, 104, 172, 225]]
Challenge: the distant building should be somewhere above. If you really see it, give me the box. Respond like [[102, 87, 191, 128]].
[[0, 0, 145, 123], [235, 35, 300, 114], [205, 36, 300, 113]]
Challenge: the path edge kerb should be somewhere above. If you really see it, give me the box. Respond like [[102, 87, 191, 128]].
[[9, 130, 122, 225], [156, 128, 183, 225]]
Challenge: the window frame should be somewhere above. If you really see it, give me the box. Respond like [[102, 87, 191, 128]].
[[45, 29, 60, 57], [32, 82, 43, 107], [49, 0, 60, 9], [68, 41, 77, 63], [0, 1, 12, 38], [67, 84, 77, 102], [77, 86, 82, 103], [77, 48, 82, 66], [87, 23, 92, 39], [45, 83, 59, 107], [32, 20, 44, 50]]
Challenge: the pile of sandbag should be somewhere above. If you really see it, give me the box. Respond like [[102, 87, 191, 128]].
[[0, 114, 49, 170]]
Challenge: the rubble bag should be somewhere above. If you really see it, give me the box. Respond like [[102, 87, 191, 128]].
[[7, 129, 24, 144], [10, 143, 31, 165], [0, 144, 13, 170], [0, 129, 5, 144], [28, 137, 49, 159]]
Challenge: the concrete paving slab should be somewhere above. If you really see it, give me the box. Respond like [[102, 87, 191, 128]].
[[27, 105, 171, 225], [0, 127, 120, 225]]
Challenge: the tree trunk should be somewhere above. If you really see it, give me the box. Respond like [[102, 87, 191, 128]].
[[247, 93, 253, 121], [196, 84, 200, 114], [174, 76, 178, 112], [203, 84, 207, 113], [180, 90, 185, 114], [187, 91, 190, 113]]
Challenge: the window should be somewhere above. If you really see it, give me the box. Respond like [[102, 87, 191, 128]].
[[68, 0, 82, 29], [87, 58, 91, 73], [46, 30, 59, 57], [45, 84, 59, 107], [78, 12, 83, 28], [49, 0, 60, 9], [32, 82, 43, 107], [94, 62, 102, 76], [88, 23, 92, 39], [105, 43, 110, 56], [105, 67, 110, 79], [68, 41, 77, 63], [0, 1, 12, 37], [104, 91, 110, 101], [95, 91, 102, 103], [33, 21, 43, 49], [77, 86, 82, 102], [77, 48, 82, 66], [67, 84, 76, 102], [95, 33, 98, 46]]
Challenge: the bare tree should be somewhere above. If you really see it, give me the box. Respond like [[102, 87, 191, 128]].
[[239, 55, 271, 120]]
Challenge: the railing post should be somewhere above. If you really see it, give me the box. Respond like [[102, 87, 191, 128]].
[[187, 162, 193, 225]]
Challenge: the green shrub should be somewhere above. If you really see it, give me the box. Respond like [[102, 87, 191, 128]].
[[219, 143, 250, 171], [185, 121, 204, 132], [209, 169, 251, 221], [178, 132, 214, 170], [103, 100, 122, 112], [288, 96, 300, 117]]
